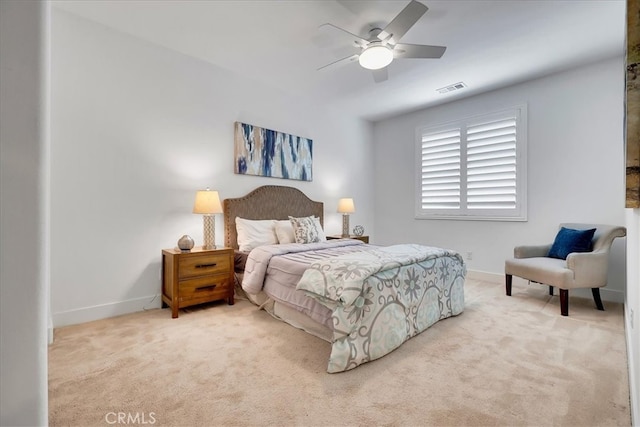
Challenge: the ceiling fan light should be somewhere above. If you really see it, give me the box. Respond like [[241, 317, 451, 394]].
[[358, 45, 393, 70]]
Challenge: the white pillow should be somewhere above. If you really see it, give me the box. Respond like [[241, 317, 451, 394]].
[[288, 215, 326, 244], [235, 218, 278, 252], [275, 220, 295, 244]]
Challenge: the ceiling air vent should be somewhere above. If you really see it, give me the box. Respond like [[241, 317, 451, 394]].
[[437, 82, 467, 94]]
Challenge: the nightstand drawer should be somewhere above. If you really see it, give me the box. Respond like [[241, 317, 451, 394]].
[[178, 254, 231, 279], [178, 275, 230, 303]]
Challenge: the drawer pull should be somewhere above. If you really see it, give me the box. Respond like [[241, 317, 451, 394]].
[[196, 263, 217, 268], [195, 285, 217, 292]]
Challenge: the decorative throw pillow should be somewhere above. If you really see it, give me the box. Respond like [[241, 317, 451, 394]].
[[289, 215, 326, 244], [235, 218, 278, 252], [275, 220, 295, 244], [547, 227, 596, 260]]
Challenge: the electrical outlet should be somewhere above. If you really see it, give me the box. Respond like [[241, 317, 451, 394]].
[[466, 252, 473, 261]]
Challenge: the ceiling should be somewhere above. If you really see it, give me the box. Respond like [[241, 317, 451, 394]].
[[52, 0, 626, 122]]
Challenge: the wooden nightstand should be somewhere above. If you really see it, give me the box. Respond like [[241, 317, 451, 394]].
[[161, 247, 234, 318], [327, 235, 369, 244]]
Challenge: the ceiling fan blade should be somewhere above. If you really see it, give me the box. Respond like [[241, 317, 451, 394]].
[[317, 53, 360, 71], [393, 43, 446, 59], [318, 23, 369, 48], [371, 67, 388, 83], [377, 0, 428, 45]]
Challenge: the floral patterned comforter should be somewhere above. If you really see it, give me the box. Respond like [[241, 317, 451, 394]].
[[297, 244, 466, 373]]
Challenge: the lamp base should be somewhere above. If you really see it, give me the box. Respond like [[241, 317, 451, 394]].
[[341, 214, 350, 238], [202, 215, 216, 250]]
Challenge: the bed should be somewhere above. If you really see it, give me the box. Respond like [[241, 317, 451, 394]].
[[224, 185, 466, 373]]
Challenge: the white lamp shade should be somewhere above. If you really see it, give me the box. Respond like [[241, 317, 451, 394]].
[[337, 198, 355, 214], [193, 189, 223, 214], [358, 44, 393, 70]]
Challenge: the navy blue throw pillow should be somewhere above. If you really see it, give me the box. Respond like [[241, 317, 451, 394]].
[[547, 227, 596, 260]]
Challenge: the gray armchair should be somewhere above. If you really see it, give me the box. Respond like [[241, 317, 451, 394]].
[[504, 223, 626, 316]]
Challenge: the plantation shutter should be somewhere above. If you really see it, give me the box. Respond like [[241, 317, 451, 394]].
[[420, 129, 461, 209], [415, 105, 526, 221], [466, 117, 517, 210]]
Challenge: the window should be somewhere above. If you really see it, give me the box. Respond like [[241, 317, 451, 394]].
[[415, 105, 527, 221]]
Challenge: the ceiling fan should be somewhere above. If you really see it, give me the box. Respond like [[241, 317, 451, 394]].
[[318, 0, 446, 83]]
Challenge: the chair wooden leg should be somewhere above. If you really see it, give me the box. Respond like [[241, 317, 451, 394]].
[[506, 274, 512, 296], [559, 289, 569, 316], [592, 288, 605, 311], [549, 286, 553, 296]]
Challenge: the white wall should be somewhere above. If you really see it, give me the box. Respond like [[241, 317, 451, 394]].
[[373, 57, 627, 302], [0, 1, 49, 425], [49, 9, 374, 326]]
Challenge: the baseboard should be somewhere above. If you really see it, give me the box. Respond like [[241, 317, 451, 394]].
[[626, 306, 639, 427], [466, 269, 502, 284], [465, 269, 625, 303], [52, 294, 162, 328]]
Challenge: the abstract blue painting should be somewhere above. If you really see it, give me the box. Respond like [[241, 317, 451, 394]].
[[234, 122, 313, 181]]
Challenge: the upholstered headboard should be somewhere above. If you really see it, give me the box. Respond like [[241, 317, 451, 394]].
[[223, 185, 324, 249]]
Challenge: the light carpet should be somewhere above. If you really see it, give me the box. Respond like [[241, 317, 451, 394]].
[[48, 278, 631, 426]]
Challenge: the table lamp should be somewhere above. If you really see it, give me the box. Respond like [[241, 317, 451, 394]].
[[193, 188, 223, 249]]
